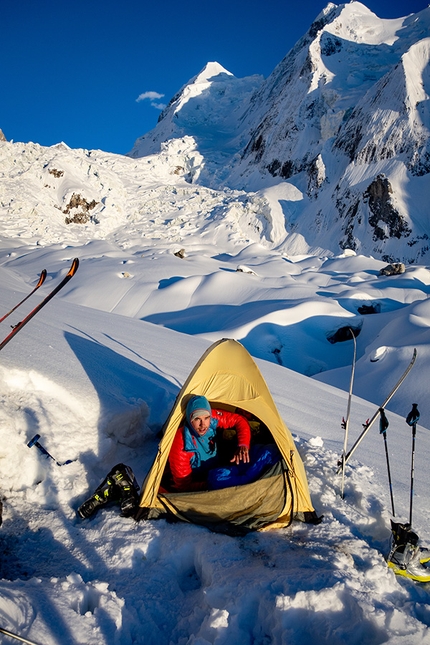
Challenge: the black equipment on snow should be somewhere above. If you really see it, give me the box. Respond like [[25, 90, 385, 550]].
[[379, 408, 395, 516], [387, 520, 430, 582], [77, 463, 140, 519], [27, 434, 72, 466], [406, 403, 420, 526], [390, 520, 418, 552]]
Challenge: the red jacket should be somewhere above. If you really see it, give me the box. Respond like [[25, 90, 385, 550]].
[[169, 409, 251, 491]]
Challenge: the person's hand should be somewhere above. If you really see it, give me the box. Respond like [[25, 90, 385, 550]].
[[231, 446, 250, 465]]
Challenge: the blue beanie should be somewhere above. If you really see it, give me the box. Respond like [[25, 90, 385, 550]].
[[186, 395, 211, 425]]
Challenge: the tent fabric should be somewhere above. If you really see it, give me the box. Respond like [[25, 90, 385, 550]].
[[137, 338, 316, 531]]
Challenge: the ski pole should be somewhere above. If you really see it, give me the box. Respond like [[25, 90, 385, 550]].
[[337, 348, 417, 472], [340, 327, 356, 498], [406, 403, 420, 526], [27, 434, 72, 466], [379, 407, 395, 516], [0, 626, 42, 645]]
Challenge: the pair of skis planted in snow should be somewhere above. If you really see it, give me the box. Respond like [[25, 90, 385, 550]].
[[0, 258, 79, 351], [338, 339, 417, 493], [0, 259, 80, 469]]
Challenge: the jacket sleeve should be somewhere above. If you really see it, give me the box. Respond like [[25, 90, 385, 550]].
[[212, 410, 251, 448], [168, 427, 205, 491]]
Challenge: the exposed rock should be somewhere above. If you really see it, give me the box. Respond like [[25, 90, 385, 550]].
[[236, 265, 257, 275], [379, 263, 406, 276], [48, 168, 64, 178], [327, 325, 362, 344], [174, 248, 186, 258], [63, 193, 99, 225], [0, 129, 6, 142], [336, 189, 360, 252], [364, 175, 411, 241], [357, 303, 381, 315]]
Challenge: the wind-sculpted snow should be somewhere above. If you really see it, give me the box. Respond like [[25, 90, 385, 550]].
[[0, 281, 430, 643], [1, 240, 430, 642]]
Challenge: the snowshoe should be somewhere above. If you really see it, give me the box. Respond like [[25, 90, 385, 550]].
[[387, 521, 430, 582], [77, 463, 140, 519]]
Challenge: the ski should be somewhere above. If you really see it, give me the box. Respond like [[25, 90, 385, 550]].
[[0, 258, 79, 352], [340, 328, 357, 497], [337, 347, 417, 472], [0, 269, 47, 323]]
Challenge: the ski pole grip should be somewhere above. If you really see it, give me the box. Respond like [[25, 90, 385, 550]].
[[379, 408, 389, 434], [27, 434, 41, 448], [27, 434, 51, 459], [406, 403, 420, 426]]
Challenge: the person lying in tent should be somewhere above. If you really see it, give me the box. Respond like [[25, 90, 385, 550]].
[[168, 395, 280, 492]]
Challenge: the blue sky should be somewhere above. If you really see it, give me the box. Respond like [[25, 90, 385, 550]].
[[2, 0, 429, 155]]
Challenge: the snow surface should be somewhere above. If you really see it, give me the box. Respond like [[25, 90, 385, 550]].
[[1, 184, 430, 645], [1, 3, 430, 643]]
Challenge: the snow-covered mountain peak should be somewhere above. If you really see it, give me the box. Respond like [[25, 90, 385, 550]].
[[168, 61, 234, 114], [128, 62, 262, 161], [192, 61, 233, 83], [314, 1, 338, 19], [323, 1, 405, 45]]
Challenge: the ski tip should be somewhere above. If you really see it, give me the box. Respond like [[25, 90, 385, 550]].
[[67, 258, 80, 277], [37, 269, 48, 287]]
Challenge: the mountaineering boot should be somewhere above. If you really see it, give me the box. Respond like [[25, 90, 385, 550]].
[[109, 463, 140, 517], [77, 471, 121, 519], [389, 520, 430, 562], [77, 463, 140, 519], [387, 521, 430, 582], [388, 544, 430, 582]]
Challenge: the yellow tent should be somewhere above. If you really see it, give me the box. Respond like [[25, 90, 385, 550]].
[[137, 339, 318, 533]]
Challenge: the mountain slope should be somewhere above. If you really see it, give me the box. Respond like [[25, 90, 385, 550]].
[[128, 2, 430, 263], [2, 3, 429, 262]]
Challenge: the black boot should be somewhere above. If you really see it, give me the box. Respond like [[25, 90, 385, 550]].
[[390, 520, 418, 552], [110, 463, 140, 517], [77, 471, 121, 519], [77, 463, 140, 519], [387, 521, 430, 581]]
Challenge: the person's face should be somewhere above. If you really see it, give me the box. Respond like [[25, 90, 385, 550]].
[[190, 413, 211, 436]]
